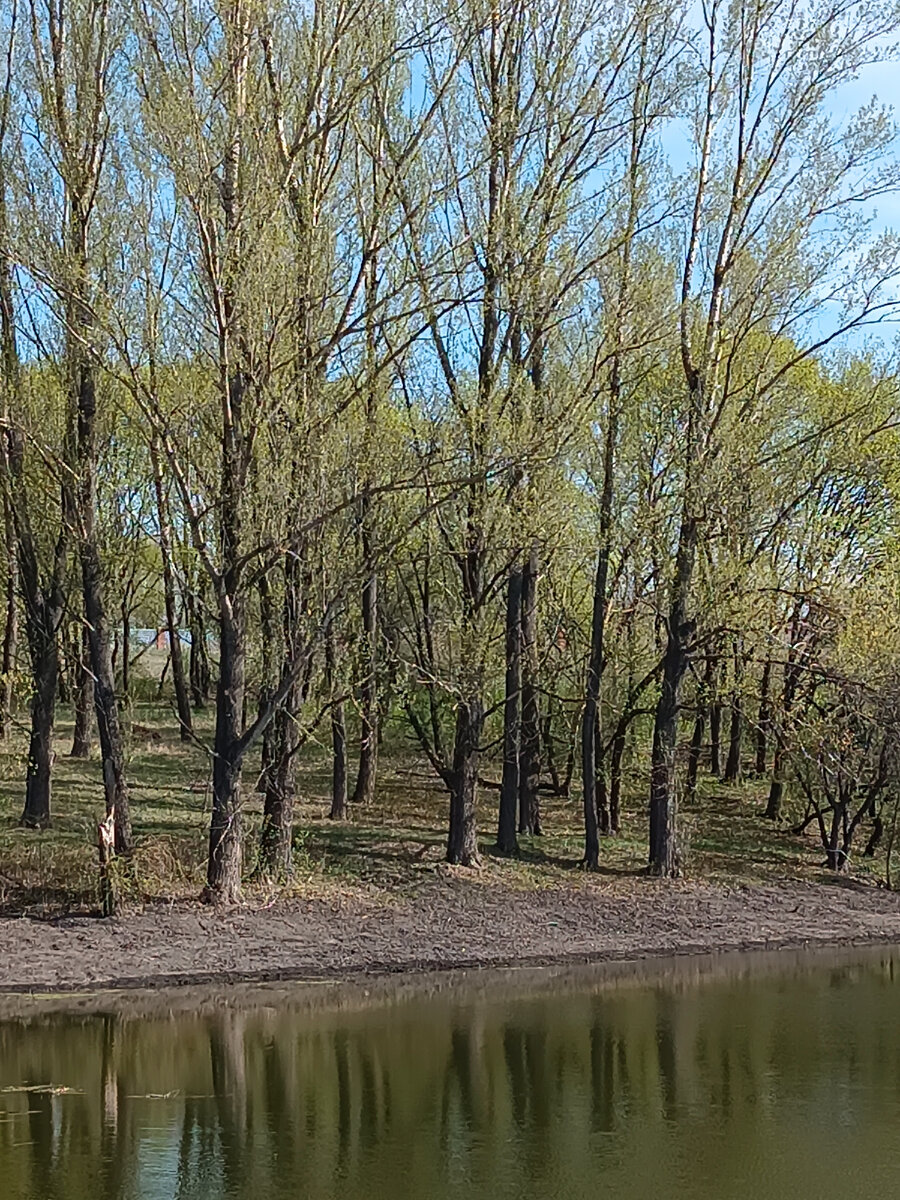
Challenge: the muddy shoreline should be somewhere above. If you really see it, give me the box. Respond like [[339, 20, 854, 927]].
[[1, 874, 899, 1010]]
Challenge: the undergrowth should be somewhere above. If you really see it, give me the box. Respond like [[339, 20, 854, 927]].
[[0, 696, 881, 917]]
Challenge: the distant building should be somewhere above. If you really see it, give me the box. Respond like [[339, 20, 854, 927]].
[[131, 628, 192, 649]]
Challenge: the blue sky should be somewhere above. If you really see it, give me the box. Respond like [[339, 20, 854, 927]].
[[836, 60, 900, 232]]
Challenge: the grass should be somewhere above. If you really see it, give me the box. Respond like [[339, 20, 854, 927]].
[[0, 688, 884, 917]]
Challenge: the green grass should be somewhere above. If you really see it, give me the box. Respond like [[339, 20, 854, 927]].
[[0, 694, 883, 916]]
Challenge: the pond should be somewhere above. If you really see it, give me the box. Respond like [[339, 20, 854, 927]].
[[1, 948, 899, 1199]]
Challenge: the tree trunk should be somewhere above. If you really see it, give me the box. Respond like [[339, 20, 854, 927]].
[[5, 422, 66, 829], [330, 698, 348, 821], [20, 639, 56, 828], [70, 623, 93, 758], [541, 709, 564, 795], [595, 713, 610, 834], [496, 565, 522, 856], [256, 573, 278, 795], [353, 126, 381, 809], [0, 494, 16, 738], [724, 641, 743, 783], [4, 419, 65, 832], [353, 525, 378, 806], [864, 815, 883, 857], [755, 659, 771, 776], [446, 471, 485, 867], [447, 696, 482, 865], [326, 629, 348, 821], [648, 513, 697, 876], [709, 695, 722, 776], [581, 351, 620, 866], [765, 748, 786, 821], [0, 148, 19, 742], [518, 546, 541, 835], [609, 727, 626, 835], [58, 631, 72, 705], [151, 437, 193, 742], [687, 703, 705, 798], [1, 186, 66, 825], [68, 201, 132, 857], [330, 697, 348, 820], [825, 806, 849, 872], [81, 541, 132, 855], [258, 694, 297, 878], [825, 846, 849, 871], [765, 636, 801, 821], [205, 604, 245, 903], [97, 811, 116, 917], [188, 581, 211, 709], [724, 701, 741, 783], [258, 553, 310, 875], [121, 609, 131, 700], [581, 543, 605, 869]]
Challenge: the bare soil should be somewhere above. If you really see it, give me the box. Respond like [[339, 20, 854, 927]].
[[1, 870, 899, 995]]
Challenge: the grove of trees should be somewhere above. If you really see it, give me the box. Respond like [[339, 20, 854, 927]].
[[1, 0, 900, 902]]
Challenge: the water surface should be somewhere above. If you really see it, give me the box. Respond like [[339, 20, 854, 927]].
[[2, 948, 900, 1199]]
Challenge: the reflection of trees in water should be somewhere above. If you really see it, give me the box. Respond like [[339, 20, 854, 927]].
[[99, 1014, 130, 1199], [209, 1009, 248, 1192], [1, 959, 900, 1198], [589, 1019, 618, 1134], [25, 1088, 54, 1198]]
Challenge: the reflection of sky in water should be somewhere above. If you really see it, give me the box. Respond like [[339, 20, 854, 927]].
[[134, 1121, 185, 1199]]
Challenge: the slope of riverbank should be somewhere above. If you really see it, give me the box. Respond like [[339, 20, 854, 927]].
[[2, 872, 898, 995]]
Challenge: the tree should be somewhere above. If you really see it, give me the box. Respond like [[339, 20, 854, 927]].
[[648, 0, 900, 875]]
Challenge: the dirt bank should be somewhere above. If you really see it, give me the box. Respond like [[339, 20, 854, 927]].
[[1, 871, 899, 997]]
